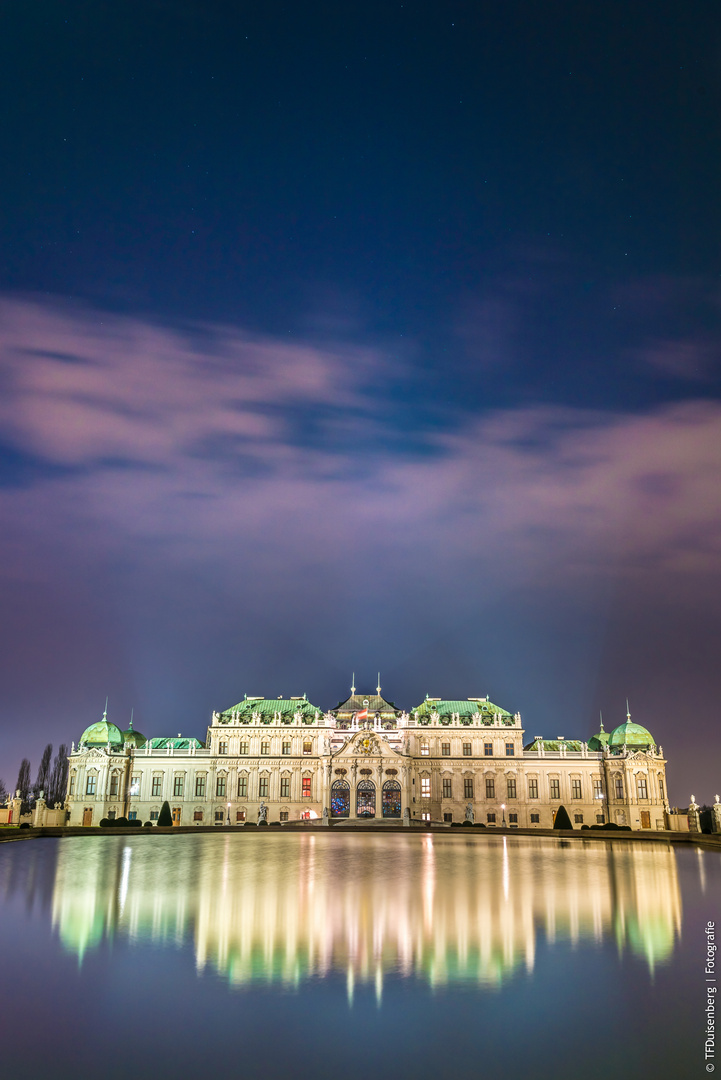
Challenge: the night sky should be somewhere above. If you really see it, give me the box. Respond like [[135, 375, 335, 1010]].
[[1, 2, 720, 801]]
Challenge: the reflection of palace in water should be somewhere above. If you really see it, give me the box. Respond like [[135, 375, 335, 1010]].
[[50, 835, 682, 991]]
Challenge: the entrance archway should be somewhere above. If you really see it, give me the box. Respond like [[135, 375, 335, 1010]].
[[356, 779, 376, 818], [331, 779, 350, 817], [382, 780, 401, 818]]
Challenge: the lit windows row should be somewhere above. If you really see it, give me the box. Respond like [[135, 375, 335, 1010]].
[[218, 740, 313, 756]]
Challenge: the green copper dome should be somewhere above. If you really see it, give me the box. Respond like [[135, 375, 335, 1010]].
[[588, 718, 610, 752], [79, 711, 124, 748], [122, 722, 147, 748], [608, 717, 655, 749]]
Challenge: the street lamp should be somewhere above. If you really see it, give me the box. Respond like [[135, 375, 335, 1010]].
[[226, 801, 231, 826], [501, 803, 507, 827]]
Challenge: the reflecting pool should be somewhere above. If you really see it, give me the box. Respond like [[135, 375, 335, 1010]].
[[0, 833, 717, 1080]]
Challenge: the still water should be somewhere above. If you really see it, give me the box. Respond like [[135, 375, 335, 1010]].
[[0, 833, 717, 1079]]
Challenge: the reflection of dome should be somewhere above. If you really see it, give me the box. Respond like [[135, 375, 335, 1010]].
[[608, 717, 655, 749], [79, 710, 123, 748], [122, 719, 146, 748]]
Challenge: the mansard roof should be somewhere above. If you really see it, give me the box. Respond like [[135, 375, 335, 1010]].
[[523, 738, 585, 752], [148, 737, 205, 750], [219, 695, 323, 723], [412, 697, 513, 720], [332, 692, 401, 716]]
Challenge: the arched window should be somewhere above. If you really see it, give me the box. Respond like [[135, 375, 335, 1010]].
[[382, 780, 401, 818], [357, 779, 376, 818], [331, 779, 350, 817]]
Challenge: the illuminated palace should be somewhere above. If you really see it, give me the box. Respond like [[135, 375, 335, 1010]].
[[65, 681, 670, 830]]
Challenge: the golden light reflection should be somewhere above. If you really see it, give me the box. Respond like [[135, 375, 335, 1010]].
[[50, 834, 682, 987]]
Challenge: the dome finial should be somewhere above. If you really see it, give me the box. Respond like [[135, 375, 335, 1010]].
[[376, 672, 381, 695], [599, 710, 605, 733], [103, 695, 108, 720], [129, 707, 134, 731], [351, 672, 356, 694], [626, 698, 631, 722]]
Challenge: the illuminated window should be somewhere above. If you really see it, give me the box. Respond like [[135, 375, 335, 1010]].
[[261, 741, 270, 755], [659, 778, 664, 800], [258, 777, 269, 798], [528, 778, 539, 799], [237, 776, 248, 798], [614, 776, 624, 799], [128, 811, 137, 821], [236, 810, 246, 822], [193, 810, 203, 821], [421, 812, 431, 821], [549, 779, 560, 800], [282, 741, 291, 755], [637, 776, 648, 799], [280, 811, 289, 821], [69, 774, 76, 795], [484, 742, 493, 756], [505, 743, 514, 756], [129, 775, 140, 796], [109, 773, 118, 797], [464, 779, 474, 799], [441, 742, 451, 756], [303, 740, 312, 755], [530, 813, 540, 823], [571, 779, 582, 799], [86, 775, 96, 796], [420, 742, 430, 756], [280, 777, 290, 799], [463, 742, 472, 757], [331, 780, 350, 817], [442, 778, 452, 798], [194, 776, 206, 798], [507, 778, 517, 799], [421, 777, 431, 798], [152, 776, 162, 797], [173, 776, 184, 798], [302, 777, 312, 798], [485, 778, 495, 799], [219, 742, 228, 755], [172, 808, 181, 825], [216, 776, 226, 797], [239, 741, 249, 755], [593, 779, 603, 799], [487, 812, 496, 823]]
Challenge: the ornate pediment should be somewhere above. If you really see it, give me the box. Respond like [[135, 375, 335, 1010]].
[[333, 730, 400, 760]]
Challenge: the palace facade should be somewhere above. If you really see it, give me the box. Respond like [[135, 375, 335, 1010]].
[[65, 683, 671, 830]]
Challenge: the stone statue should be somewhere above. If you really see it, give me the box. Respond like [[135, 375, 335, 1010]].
[[257, 801, 268, 824], [323, 734, 331, 755], [403, 806, 411, 827], [322, 806, 330, 826], [465, 802, 474, 824]]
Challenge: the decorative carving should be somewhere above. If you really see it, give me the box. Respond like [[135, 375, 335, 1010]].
[[465, 803, 474, 824], [257, 802, 268, 824]]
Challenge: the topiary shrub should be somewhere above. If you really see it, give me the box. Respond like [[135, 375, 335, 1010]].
[[99, 818, 111, 828], [450, 821, 463, 827], [461, 819, 474, 826], [115, 816, 129, 828], [553, 805, 574, 830], [128, 818, 142, 827], [143, 820, 154, 827], [474, 822, 487, 828], [581, 824, 590, 830], [257, 819, 269, 826], [19, 822, 31, 829], [157, 801, 173, 827]]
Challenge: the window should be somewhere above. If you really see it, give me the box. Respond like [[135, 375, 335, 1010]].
[[193, 810, 203, 821], [637, 776, 648, 800], [571, 779, 582, 799], [441, 742, 451, 756], [108, 810, 116, 820], [487, 812, 496, 823], [421, 812, 431, 821], [508, 813, 518, 823], [596, 814, 604, 824], [109, 774, 119, 797], [659, 778, 665, 800], [282, 741, 291, 755], [530, 813, 540, 823], [463, 742, 472, 757], [528, 778, 539, 799], [86, 775, 96, 796], [280, 777, 290, 799], [152, 776, 162, 797], [261, 741, 270, 755], [216, 776, 226, 797], [129, 775, 140, 796], [464, 778, 474, 799], [258, 776, 269, 798], [303, 740, 312, 756], [442, 778, 452, 798], [173, 776, 184, 798], [302, 777, 312, 798], [574, 813, 583, 824], [331, 779, 350, 817], [239, 741, 249, 755], [593, 779, 603, 799], [614, 776, 624, 799], [485, 778, 495, 799], [507, 778, 517, 799], [279, 811, 288, 822], [382, 781, 401, 818], [172, 808, 181, 825], [505, 743, 514, 756], [214, 810, 224, 823], [421, 777, 431, 798], [219, 741, 228, 755], [484, 742, 493, 756], [420, 742, 430, 756], [549, 779, 560, 800], [69, 774, 76, 795], [150, 810, 159, 821], [236, 810, 246, 822], [237, 776, 248, 798], [194, 776, 206, 798], [443, 812, 453, 822], [128, 811, 137, 821]]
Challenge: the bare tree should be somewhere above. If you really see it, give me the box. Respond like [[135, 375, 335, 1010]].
[[33, 743, 53, 800], [15, 758, 31, 813], [47, 745, 69, 807], [0, 777, 8, 805]]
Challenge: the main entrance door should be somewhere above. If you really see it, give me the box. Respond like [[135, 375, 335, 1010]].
[[382, 780, 401, 818], [331, 779, 350, 817], [356, 779, 376, 818], [82, 808, 93, 826], [640, 810, 651, 829]]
